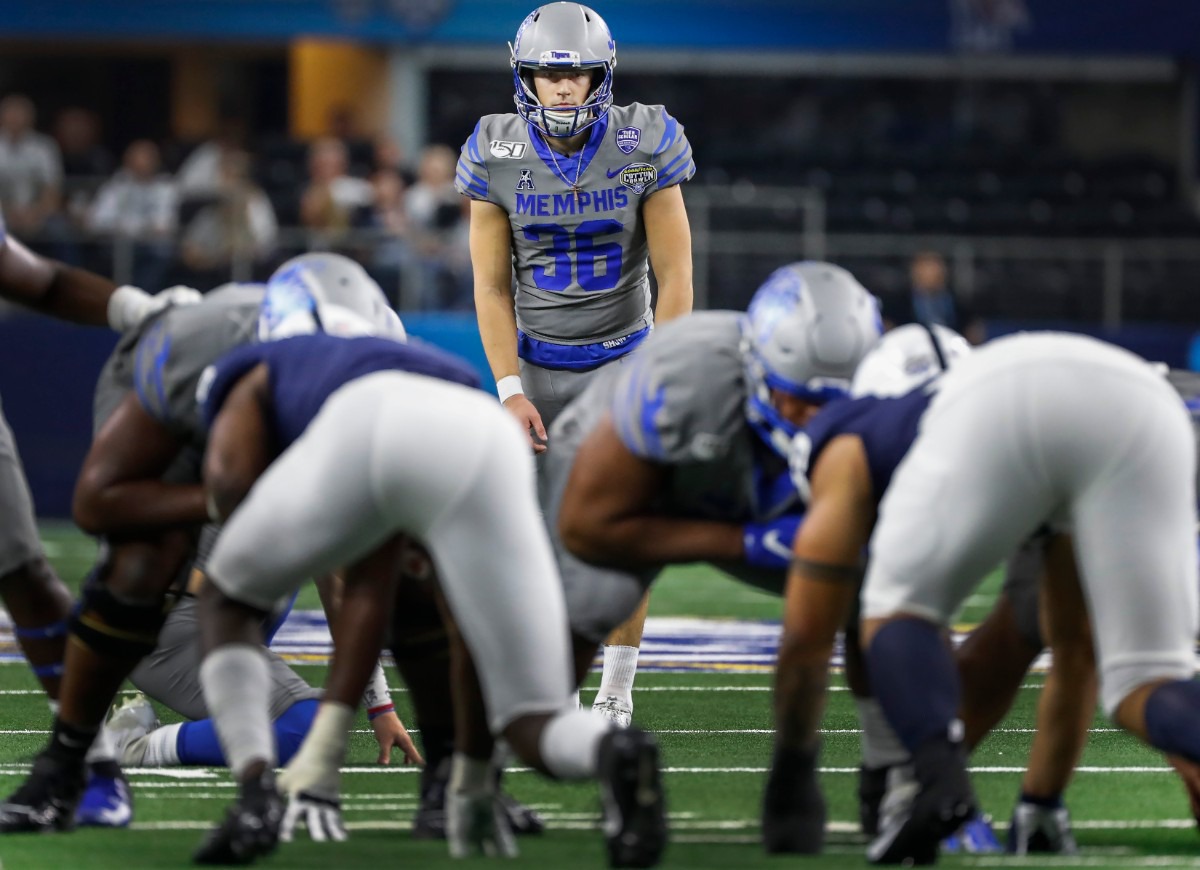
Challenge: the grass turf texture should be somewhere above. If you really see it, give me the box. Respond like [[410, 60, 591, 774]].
[[0, 525, 1196, 868]]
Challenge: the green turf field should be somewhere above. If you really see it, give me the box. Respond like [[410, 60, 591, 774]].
[[0, 525, 1197, 869]]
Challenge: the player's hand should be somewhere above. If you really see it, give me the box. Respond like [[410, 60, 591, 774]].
[[743, 513, 804, 570], [503, 394, 548, 455], [1006, 798, 1078, 854], [280, 791, 348, 843], [278, 743, 344, 842], [371, 710, 424, 765], [107, 283, 203, 332], [447, 785, 518, 858]]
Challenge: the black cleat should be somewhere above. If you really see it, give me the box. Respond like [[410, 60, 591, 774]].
[[597, 727, 666, 868], [0, 752, 86, 834], [858, 764, 890, 837], [194, 771, 283, 865], [867, 739, 977, 866], [761, 745, 826, 854], [413, 758, 544, 839]]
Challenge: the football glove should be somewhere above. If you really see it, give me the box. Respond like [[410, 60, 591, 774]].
[[743, 514, 804, 570], [107, 284, 202, 332], [1007, 799, 1078, 855], [446, 753, 517, 858]]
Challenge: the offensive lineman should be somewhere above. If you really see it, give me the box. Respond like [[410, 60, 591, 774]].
[[774, 330, 1200, 864], [456, 1, 696, 724], [0, 212, 200, 823]]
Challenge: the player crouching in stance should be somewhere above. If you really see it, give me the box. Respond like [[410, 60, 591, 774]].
[[774, 329, 1200, 865], [191, 333, 666, 866]]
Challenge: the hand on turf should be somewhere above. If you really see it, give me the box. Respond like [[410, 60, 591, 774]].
[[502, 394, 548, 455], [447, 786, 518, 859], [371, 711, 423, 765], [280, 790, 348, 843]]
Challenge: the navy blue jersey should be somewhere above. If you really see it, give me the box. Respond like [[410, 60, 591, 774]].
[[792, 387, 934, 504], [201, 334, 482, 448]]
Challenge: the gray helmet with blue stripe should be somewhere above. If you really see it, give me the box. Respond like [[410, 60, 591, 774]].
[[742, 261, 882, 456], [258, 253, 406, 342], [510, 2, 616, 138]]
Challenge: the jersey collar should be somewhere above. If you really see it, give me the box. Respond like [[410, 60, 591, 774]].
[[527, 112, 610, 182]]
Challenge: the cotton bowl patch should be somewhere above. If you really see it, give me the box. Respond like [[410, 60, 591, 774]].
[[616, 126, 641, 154], [619, 163, 657, 194]]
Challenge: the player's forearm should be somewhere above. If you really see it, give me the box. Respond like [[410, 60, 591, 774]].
[[562, 514, 743, 569], [653, 274, 693, 325], [0, 237, 114, 326], [73, 481, 209, 535], [474, 285, 521, 380], [773, 633, 831, 753]]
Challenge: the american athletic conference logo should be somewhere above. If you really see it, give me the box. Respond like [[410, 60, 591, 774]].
[[615, 126, 640, 154]]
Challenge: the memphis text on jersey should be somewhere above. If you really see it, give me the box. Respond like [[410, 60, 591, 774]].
[[515, 187, 630, 217]]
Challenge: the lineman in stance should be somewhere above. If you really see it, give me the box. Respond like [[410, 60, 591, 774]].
[[193, 333, 664, 866]]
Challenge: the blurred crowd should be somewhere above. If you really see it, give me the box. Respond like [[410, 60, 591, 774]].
[[0, 94, 472, 310]]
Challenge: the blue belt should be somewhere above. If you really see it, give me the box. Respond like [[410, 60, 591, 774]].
[[518, 326, 650, 372]]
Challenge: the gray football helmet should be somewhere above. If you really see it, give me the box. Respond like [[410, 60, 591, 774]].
[[742, 261, 882, 456], [258, 252, 406, 342], [510, 2, 616, 138]]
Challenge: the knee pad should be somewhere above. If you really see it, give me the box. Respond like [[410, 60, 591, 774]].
[[69, 583, 169, 660]]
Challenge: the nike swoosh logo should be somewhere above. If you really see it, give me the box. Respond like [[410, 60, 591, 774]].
[[606, 167, 624, 178], [762, 530, 794, 561]]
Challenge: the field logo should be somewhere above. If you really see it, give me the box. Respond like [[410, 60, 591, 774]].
[[615, 126, 640, 154], [618, 163, 657, 194]]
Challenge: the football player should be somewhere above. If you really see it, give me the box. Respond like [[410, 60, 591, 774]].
[[191, 332, 664, 867], [774, 329, 1200, 864], [456, 1, 696, 724], [0, 255, 411, 833], [0, 212, 200, 821]]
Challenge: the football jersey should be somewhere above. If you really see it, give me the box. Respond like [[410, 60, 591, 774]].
[[129, 283, 264, 443], [550, 311, 799, 523], [456, 103, 695, 367], [201, 334, 482, 449], [791, 389, 934, 505]]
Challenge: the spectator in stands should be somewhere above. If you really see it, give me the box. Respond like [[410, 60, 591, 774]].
[[180, 149, 278, 284], [176, 116, 247, 199], [880, 250, 984, 344], [373, 134, 414, 184], [53, 107, 113, 222], [364, 165, 413, 304], [298, 136, 373, 240], [87, 139, 178, 290], [406, 143, 471, 310], [0, 94, 63, 237]]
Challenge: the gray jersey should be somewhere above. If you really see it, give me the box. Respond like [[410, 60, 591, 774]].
[[456, 103, 695, 346], [551, 311, 798, 523], [128, 284, 263, 445], [546, 312, 801, 641]]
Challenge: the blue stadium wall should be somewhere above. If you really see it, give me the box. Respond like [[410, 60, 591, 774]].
[[1, 311, 1196, 518]]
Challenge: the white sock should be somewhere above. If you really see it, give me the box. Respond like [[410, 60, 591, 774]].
[[200, 644, 276, 779], [86, 722, 116, 764], [141, 723, 182, 766], [537, 708, 612, 780], [594, 645, 639, 707], [48, 699, 60, 717], [855, 696, 910, 769]]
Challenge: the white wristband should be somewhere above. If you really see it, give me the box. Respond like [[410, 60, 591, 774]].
[[106, 284, 153, 333], [496, 375, 525, 403], [361, 661, 392, 712]]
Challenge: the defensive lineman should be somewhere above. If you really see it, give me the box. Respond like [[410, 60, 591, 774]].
[[456, 1, 696, 724], [774, 331, 1200, 864], [192, 333, 665, 866]]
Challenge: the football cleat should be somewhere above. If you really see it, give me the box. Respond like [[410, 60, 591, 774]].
[[597, 727, 666, 868], [1007, 799, 1078, 855], [942, 813, 1002, 853], [413, 758, 545, 839], [867, 740, 977, 866], [75, 761, 133, 828], [0, 752, 86, 833], [592, 695, 633, 728], [762, 745, 825, 853], [193, 770, 283, 865], [105, 693, 160, 767]]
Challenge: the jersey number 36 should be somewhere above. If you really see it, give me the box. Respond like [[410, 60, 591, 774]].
[[523, 219, 624, 293]]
